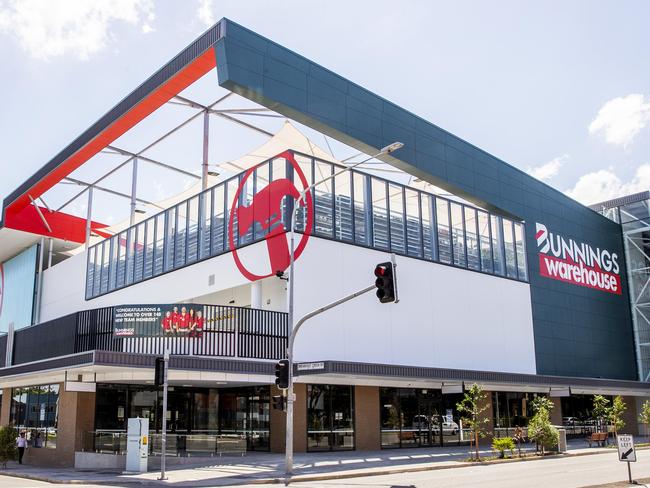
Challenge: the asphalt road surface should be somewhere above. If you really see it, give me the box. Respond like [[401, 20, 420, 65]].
[[1, 451, 649, 488], [259, 451, 650, 488]]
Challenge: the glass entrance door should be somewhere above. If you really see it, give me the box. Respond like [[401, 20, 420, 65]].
[[417, 390, 443, 447]]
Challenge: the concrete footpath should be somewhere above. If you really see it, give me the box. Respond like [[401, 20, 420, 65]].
[[0, 443, 633, 487]]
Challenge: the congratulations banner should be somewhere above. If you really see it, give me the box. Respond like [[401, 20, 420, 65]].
[[113, 304, 205, 337]]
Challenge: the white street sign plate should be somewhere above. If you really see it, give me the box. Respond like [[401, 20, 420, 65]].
[[297, 362, 325, 371], [618, 434, 636, 462]]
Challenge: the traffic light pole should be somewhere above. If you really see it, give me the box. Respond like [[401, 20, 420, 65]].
[[158, 350, 169, 481], [285, 283, 375, 478], [285, 142, 403, 479]]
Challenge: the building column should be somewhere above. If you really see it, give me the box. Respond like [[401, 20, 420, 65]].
[[550, 397, 563, 426], [354, 386, 380, 451], [24, 386, 96, 467], [270, 383, 307, 453], [621, 396, 639, 435], [0, 388, 11, 426], [251, 281, 262, 309], [478, 390, 494, 446]]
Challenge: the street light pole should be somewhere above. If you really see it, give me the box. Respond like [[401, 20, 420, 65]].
[[284, 141, 403, 477]]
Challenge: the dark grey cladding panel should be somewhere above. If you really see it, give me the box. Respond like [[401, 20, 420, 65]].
[[94, 350, 275, 375], [216, 18, 636, 380], [299, 361, 650, 392], [0, 335, 6, 368], [0, 352, 94, 377]]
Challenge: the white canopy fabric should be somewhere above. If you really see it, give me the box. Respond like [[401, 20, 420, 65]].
[[73, 120, 479, 255], [75, 121, 338, 252]]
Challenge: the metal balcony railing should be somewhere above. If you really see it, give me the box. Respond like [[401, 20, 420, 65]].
[[4, 305, 288, 367], [85, 150, 529, 300]]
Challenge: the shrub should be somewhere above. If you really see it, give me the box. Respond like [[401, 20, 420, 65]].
[[457, 384, 491, 461], [492, 437, 515, 458], [528, 403, 559, 454], [0, 426, 18, 468], [609, 396, 627, 443]]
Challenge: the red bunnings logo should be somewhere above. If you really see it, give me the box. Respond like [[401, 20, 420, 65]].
[[535, 223, 621, 295], [228, 151, 313, 281]]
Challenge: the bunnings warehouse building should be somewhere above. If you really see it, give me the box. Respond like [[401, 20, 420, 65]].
[[0, 18, 649, 468]]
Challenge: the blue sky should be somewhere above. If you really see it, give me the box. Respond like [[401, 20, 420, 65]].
[[1, 0, 649, 222]]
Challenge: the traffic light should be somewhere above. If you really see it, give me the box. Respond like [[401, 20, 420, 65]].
[[154, 357, 165, 386], [374, 262, 396, 303], [275, 359, 289, 389], [272, 395, 286, 411]]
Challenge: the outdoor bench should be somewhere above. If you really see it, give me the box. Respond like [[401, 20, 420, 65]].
[[586, 432, 608, 447]]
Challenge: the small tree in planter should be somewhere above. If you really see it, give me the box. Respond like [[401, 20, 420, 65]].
[[528, 396, 559, 455], [492, 437, 515, 459], [0, 426, 18, 469], [608, 396, 627, 443], [592, 395, 611, 434], [638, 400, 650, 437], [457, 383, 491, 461]]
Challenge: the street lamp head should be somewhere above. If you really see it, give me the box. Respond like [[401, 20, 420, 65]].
[[380, 141, 404, 154]]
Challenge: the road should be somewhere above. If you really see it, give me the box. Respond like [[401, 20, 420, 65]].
[[262, 451, 650, 488], [0, 451, 648, 488]]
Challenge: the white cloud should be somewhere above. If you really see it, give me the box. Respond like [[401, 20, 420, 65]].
[[565, 164, 650, 205], [197, 0, 215, 27], [589, 94, 650, 147], [528, 154, 567, 181], [0, 0, 155, 61]]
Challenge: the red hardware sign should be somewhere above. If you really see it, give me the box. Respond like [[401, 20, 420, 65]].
[[228, 151, 313, 281], [536, 223, 621, 295]]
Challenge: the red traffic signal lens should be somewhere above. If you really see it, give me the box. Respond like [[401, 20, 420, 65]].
[[374, 265, 388, 277]]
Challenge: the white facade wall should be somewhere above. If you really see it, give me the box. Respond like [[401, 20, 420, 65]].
[[292, 238, 537, 374], [40, 236, 536, 374]]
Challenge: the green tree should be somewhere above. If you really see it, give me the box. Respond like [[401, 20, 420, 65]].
[[592, 395, 611, 433], [0, 426, 17, 469], [638, 400, 650, 435], [528, 396, 559, 455], [492, 437, 515, 458], [456, 383, 491, 461], [608, 396, 627, 442]]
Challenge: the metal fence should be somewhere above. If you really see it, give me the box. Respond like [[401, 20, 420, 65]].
[[6, 305, 288, 366], [86, 150, 529, 299]]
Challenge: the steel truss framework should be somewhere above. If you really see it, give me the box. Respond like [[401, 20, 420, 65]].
[[50, 92, 285, 248], [623, 215, 650, 382]]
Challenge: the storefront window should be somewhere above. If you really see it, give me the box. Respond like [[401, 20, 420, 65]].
[[218, 386, 270, 451], [307, 384, 354, 451], [10, 384, 59, 449], [94, 384, 269, 452], [492, 392, 536, 435], [380, 388, 466, 449], [560, 394, 613, 437]]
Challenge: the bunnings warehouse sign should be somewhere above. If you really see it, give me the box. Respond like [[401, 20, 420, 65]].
[[113, 304, 206, 337], [535, 223, 621, 295]]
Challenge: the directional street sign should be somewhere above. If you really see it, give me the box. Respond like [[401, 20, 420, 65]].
[[618, 434, 637, 462]]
